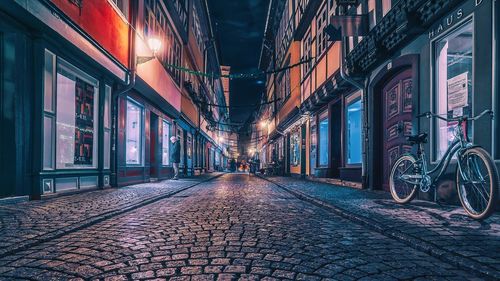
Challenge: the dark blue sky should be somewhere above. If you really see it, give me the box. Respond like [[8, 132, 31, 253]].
[[208, 0, 269, 123]]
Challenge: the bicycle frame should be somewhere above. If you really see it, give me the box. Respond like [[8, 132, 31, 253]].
[[411, 122, 471, 189]]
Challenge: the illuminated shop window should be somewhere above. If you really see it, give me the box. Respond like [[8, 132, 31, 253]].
[[126, 99, 143, 165], [318, 111, 329, 166], [55, 59, 99, 169], [434, 21, 473, 160], [162, 120, 171, 165], [346, 98, 362, 164]]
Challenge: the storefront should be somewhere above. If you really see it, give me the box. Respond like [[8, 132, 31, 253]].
[[362, 0, 497, 201], [0, 1, 129, 197], [117, 84, 179, 186]]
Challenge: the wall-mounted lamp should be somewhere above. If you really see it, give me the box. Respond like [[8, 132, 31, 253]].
[[137, 37, 162, 64], [260, 121, 268, 129]]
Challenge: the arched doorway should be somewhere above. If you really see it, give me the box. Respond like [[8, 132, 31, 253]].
[[370, 55, 419, 191]]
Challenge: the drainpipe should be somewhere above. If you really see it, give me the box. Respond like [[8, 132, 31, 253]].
[[111, 0, 138, 187], [339, 37, 369, 189]]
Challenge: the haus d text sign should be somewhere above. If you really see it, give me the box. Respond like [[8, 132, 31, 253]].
[[428, 0, 483, 39]]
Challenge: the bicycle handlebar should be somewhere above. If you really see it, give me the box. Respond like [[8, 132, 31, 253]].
[[417, 110, 493, 122]]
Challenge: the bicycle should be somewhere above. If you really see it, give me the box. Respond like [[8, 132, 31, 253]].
[[389, 109, 499, 220]]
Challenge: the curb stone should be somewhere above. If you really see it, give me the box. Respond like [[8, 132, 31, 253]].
[[255, 174, 499, 280]]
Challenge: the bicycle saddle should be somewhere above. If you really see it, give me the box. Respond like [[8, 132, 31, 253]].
[[407, 133, 428, 144]]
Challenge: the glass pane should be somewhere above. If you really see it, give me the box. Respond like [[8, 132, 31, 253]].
[[44, 50, 55, 112], [126, 100, 142, 165], [56, 73, 76, 169], [104, 130, 111, 169], [162, 121, 170, 165], [347, 99, 362, 164], [56, 62, 98, 169], [434, 21, 473, 160], [43, 116, 54, 169], [104, 85, 111, 129], [319, 118, 329, 166]]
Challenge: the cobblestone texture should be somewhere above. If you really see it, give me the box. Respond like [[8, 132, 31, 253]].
[[0, 174, 486, 280], [260, 175, 500, 279], [0, 174, 222, 256]]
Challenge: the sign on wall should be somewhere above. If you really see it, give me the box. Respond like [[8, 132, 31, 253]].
[[447, 72, 468, 111]]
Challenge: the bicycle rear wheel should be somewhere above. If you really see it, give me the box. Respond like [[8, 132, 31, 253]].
[[456, 147, 499, 220], [390, 154, 419, 203]]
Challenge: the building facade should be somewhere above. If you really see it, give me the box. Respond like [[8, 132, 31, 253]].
[[0, 0, 227, 199], [255, 0, 499, 202]]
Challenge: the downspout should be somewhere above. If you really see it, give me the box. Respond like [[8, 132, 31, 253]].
[[339, 37, 369, 189], [111, 0, 138, 187]]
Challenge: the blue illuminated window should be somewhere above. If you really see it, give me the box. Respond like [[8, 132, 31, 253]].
[[346, 99, 362, 164], [319, 115, 329, 166]]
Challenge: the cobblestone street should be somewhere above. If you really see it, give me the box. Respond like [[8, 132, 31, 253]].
[[0, 174, 497, 280]]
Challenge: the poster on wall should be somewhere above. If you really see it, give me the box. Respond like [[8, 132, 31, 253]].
[[74, 77, 94, 165], [447, 72, 468, 111]]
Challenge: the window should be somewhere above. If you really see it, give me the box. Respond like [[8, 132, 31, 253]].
[[104, 85, 112, 169], [318, 111, 329, 166], [178, 129, 184, 166], [290, 131, 301, 166], [302, 30, 313, 75], [126, 99, 143, 165], [382, 0, 392, 16], [316, 3, 328, 57], [110, 0, 129, 18], [144, 0, 182, 85], [346, 97, 362, 164], [173, 0, 188, 31], [434, 21, 473, 160], [56, 59, 99, 169], [162, 120, 170, 165], [192, 5, 204, 52]]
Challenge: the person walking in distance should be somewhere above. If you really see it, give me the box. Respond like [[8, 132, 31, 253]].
[[170, 136, 181, 180]]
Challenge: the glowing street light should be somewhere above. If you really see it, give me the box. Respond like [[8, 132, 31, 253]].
[[260, 120, 268, 129], [137, 36, 162, 64], [147, 37, 162, 54]]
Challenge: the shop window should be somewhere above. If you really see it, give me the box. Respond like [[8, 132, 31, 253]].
[[103, 85, 112, 169], [178, 129, 184, 166], [434, 21, 473, 160], [346, 98, 362, 164], [55, 59, 99, 169], [318, 111, 329, 166], [126, 99, 143, 165], [290, 130, 301, 166], [162, 120, 170, 165]]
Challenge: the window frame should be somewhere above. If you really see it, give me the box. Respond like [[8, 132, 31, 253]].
[[55, 57, 100, 170], [162, 119, 171, 166], [430, 17, 475, 163], [345, 92, 363, 166], [125, 98, 144, 166], [317, 110, 329, 167]]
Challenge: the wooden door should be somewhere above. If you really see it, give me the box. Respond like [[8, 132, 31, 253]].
[[382, 69, 413, 191]]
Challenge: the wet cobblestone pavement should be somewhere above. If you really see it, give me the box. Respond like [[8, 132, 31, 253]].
[[260, 175, 500, 279], [0, 173, 222, 257], [0, 174, 492, 280]]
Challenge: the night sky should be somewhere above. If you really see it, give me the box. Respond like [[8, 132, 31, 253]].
[[208, 0, 269, 124]]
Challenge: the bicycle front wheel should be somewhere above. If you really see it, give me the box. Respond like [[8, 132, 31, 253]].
[[456, 147, 499, 220], [390, 154, 419, 204]]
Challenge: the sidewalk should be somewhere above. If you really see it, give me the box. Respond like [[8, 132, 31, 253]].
[[0, 173, 223, 257], [258, 175, 500, 279]]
